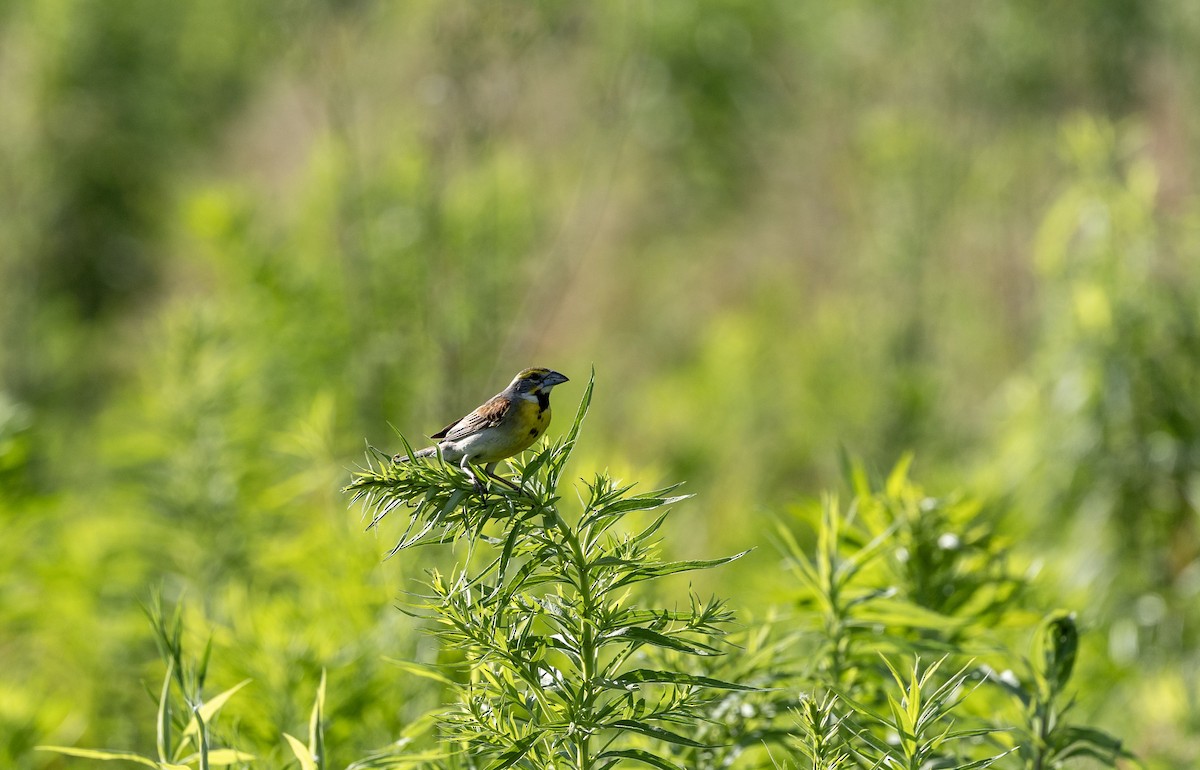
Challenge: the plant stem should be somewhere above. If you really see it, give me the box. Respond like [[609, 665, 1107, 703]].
[[559, 512, 597, 770], [1031, 700, 1049, 770]]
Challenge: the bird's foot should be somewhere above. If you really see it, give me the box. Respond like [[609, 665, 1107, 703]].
[[485, 472, 522, 493]]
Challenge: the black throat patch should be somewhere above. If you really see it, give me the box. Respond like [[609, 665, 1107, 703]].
[[536, 391, 550, 413]]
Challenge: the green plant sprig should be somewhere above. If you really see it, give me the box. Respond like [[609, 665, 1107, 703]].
[[36, 592, 254, 770], [835, 655, 1009, 770], [984, 611, 1132, 770], [346, 370, 752, 770]]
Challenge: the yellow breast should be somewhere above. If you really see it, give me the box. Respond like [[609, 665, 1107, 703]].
[[510, 398, 551, 453]]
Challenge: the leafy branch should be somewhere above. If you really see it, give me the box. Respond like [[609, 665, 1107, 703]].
[[346, 370, 750, 770]]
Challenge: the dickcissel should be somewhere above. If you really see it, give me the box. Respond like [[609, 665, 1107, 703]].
[[394, 367, 569, 488]]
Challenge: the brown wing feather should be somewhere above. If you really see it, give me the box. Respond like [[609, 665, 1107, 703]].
[[430, 394, 513, 441]]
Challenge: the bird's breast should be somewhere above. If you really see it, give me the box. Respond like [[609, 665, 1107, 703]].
[[516, 397, 552, 437]]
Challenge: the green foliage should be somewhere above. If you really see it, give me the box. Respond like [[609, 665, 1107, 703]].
[[789, 694, 850, 770], [838, 657, 1004, 770], [761, 461, 1127, 770], [778, 460, 1024, 696], [28, 387, 1136, 770], [38, 593, 254, 770], [984, 611, 1132, 769], [2, 2, 1199, 768], [283, 671, 327, 770], [347, 373, 749, 769]]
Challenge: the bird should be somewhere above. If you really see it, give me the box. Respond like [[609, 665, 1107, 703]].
[[393, 367, 570, 489]]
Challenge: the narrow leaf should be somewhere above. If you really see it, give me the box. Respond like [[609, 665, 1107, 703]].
[[608, 627, 722, 656], [35, 747, 161, 767], [596, 749, 687, 770], [310, 668, 326, 765], [157, 659, 173, 763], [546, 368, 594, 489], [1056, 725, 1130, 757], [484, 733, 540, 769], [176, 749, 257, 767], [284, 733, 318, 770], [193, 638, 211, 696], [181, 680, 252, 741], [615, 551, 750, 587], [383, 657, 457, 686], [829, 686, 893, 727], [203, 749, 256, 765], [607, 719, 719, 748], [950, 749, 1015, 770], [195, 706, 209, 770], [610, 669, 756, 691], [597, 494, 692, 519], [496, 516, 524, 590]]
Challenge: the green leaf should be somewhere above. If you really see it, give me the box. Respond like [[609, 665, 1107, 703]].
[[942, 726, 1004, 742], [607, 626, 722, 656], [484, 733, 540, 769], [309, 669, 326, 768], [383, 657, 457, 686], [1035, 610, 1078, 695], [156, 659, 173, 764], [614, 551, 750, 587], [1054, 725, 1131, 761], [176, 749, 256, 766], [842, 452, 872, 497], [627, 511, 672, 547], [885, 453, 915, 499], [35, 747, 177, 768], [197, 636, 212, 693], [346, 749, 450, 769], [610, 669, 756, 691], [607, 719, 720, 748], [495, 516, 526, 592], [284, 733, 318, 770], [829, 686, 892, 727], [181, 680, 252, 742], [949, 749, 1015, 770], [498, 552, 558, 608], [596, 749, 687, 770], [194, 707, 209, 770], [390, 432, 420, 466], [546, 367, 594, 490], [594, 493, 692, 520], [852, 598, 962, 632], [835, 519, 900, 586], [518, 442, 556, 485]]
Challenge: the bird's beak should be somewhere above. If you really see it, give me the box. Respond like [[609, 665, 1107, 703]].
[[545, 371, 569, 387]]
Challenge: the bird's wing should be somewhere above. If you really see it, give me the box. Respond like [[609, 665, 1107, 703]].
[[431, 394, 513, 441]]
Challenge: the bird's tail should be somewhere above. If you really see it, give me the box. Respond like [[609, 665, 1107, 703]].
[[392, 445, 438, 464]]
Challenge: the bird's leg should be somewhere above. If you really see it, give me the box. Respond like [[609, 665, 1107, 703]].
[[483, 462, 520, 492], [460, 455, 486, 494]]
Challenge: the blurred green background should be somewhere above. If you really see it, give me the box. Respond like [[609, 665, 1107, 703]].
[[2, 1, 1198, 767]]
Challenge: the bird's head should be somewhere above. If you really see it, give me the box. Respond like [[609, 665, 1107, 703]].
[[510, 367, 569, 395]]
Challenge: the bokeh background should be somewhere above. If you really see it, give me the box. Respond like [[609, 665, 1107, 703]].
[[2, 1, 1199, 767]]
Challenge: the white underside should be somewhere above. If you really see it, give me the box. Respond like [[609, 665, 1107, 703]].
[[436, 429, 515, 465]]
